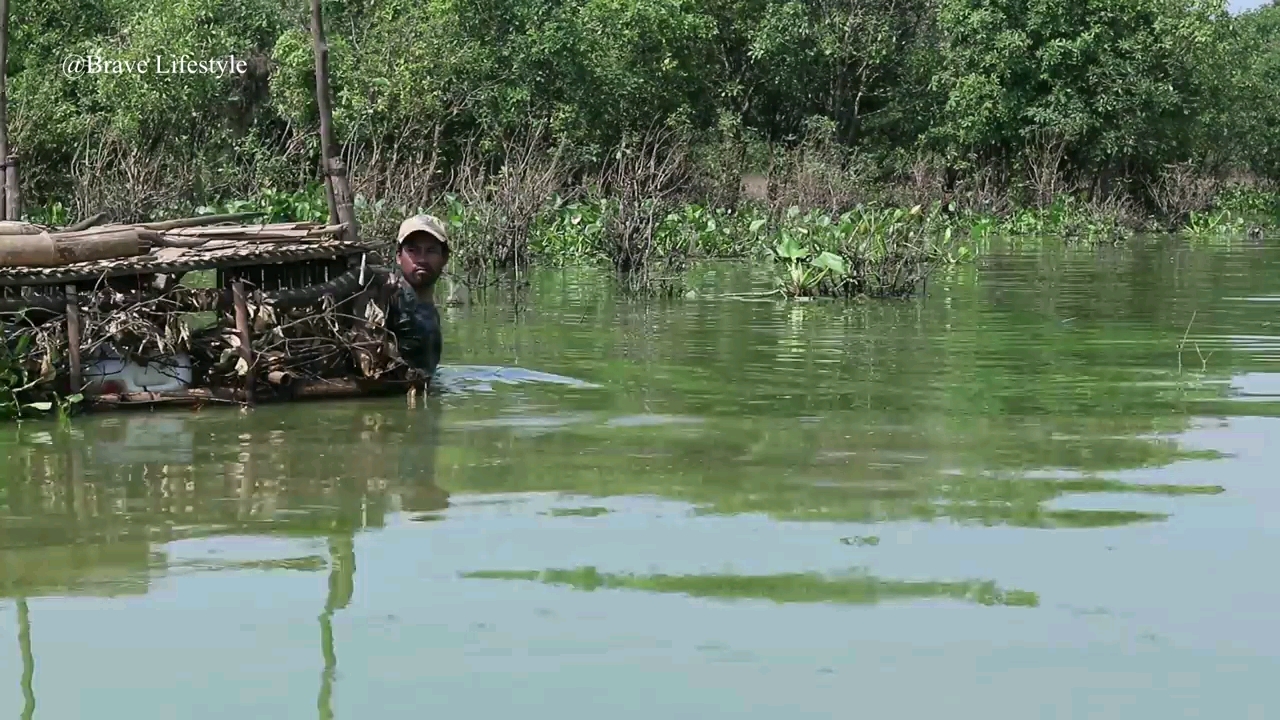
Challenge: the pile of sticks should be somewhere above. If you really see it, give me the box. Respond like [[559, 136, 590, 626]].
[[0, 213, 353, 269], [3, 266, 413, 409]]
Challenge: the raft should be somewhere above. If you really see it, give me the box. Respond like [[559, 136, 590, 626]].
[[0, 215, 422, 412]]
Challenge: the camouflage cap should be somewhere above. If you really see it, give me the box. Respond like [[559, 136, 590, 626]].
[[396, 214, 449, 248]]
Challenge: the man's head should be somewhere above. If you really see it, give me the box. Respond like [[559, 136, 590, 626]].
[[395, 214, 450, 290]]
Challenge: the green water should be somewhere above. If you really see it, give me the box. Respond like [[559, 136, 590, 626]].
[[2, 238, 1278, 717]]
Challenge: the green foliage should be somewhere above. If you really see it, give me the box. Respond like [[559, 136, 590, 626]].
[[986, 196, 1134, 242], [928, 0, 1235, 178], [763, 204, 953, 298], [196, 184, 329, 223], [0, 330, 83, 421]]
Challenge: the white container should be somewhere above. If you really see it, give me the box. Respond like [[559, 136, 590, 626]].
[[84, 353, 193, 395]]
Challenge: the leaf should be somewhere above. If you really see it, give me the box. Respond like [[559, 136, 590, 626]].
[[812, 251, 848, 277], [749, 218, 767, 234], [364, 300, 387, 327], [235, 357, 250, 376], [66, 394, 85, 404], [774, 236, 809, 260], [25, 402, 52, 412]]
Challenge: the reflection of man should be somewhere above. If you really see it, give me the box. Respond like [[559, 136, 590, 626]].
[[398, 398, 451, 513], [387, 215, 450, 378]]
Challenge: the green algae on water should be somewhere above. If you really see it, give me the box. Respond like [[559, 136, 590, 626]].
[[462, 566, 1039, 608]]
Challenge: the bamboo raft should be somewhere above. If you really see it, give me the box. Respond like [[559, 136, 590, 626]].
[[0, 214, 422, 411]]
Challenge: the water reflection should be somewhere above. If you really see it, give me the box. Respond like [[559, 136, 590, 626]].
[[464, 566, 1041, 607], [1, 400, 450, 719], [2, 239, 1279, 717]]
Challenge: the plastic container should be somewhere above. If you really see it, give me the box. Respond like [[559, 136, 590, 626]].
[[84, 353, 193, 395]]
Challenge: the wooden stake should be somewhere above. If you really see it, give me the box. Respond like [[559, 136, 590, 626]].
[[325, 156, 359, 245], [5, 153, 18, 220], [232, 277, 255, 405], [310, 0, 339, 224], [0, 0, 10, 222], [65, 284, 83, 394]]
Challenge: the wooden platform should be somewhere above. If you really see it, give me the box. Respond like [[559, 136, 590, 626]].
[[0, 229, 376, 285]]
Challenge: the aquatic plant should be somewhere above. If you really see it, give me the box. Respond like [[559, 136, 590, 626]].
[[0, 328, 81, 420], [1184, 209, 1248, 237], [765, 204, 952, 298]]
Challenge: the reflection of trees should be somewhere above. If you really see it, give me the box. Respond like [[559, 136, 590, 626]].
[[0, 401, 449, 549], [431, 412, 1222, 528], [318, 535, 354, 720], [18, 599, 34, 720]]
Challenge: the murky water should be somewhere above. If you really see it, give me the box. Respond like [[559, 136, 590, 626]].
[[2, 238, 1278, 718]]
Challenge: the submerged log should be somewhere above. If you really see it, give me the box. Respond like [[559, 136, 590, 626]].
[[84, 379, 411, 411], [289, 377, 412, 399], [87, 387, 244, 409]]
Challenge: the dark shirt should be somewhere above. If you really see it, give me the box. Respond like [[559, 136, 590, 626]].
[[388, 276, 443, 375]]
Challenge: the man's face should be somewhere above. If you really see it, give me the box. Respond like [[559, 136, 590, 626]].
[[397, 232, 448, 288]]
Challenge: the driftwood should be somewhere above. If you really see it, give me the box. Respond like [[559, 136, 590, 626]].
[[0, 227, 157, 267]]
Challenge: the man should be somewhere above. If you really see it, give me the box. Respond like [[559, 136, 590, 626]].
[[387, 215, 451, 379]]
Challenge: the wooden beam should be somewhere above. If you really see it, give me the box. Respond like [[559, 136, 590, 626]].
[[65, 285, 83, 394], [232, 277, 255, 405], [324, 156, 359, 245], [5, 153, 18, 221]]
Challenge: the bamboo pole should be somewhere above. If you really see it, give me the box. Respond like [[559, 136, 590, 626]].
[[325, 156, 359, 245], [6, 154, 19, 221], [139, 211, 266, 231], [0, 0, 10, 222], [310, 0, 338, 224], [310, 0, 358, 244], [232, 278, 255, 405], [65, 285, 83, 394]]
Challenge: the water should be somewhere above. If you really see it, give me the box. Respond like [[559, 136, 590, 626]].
[[2, 237, 1278, 718]]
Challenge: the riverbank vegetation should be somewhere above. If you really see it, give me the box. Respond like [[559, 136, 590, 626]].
[[6, 0, 1280, 300]]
